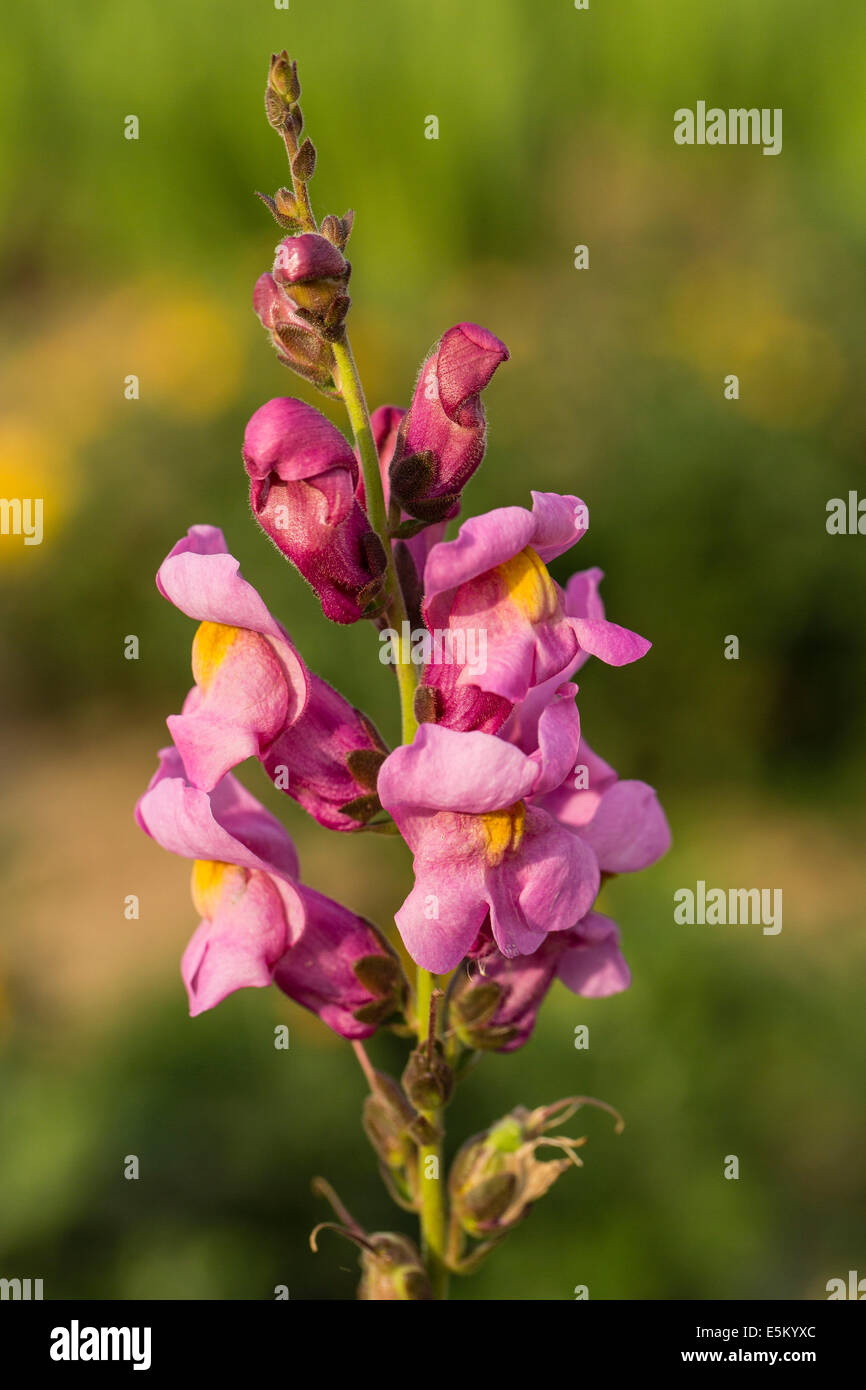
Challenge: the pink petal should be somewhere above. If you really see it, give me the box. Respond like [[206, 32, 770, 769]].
[[377, 723, 537, 818], [181, 869, 294, 1016], [571, 617, 651, 666], [556, 912, 631, 997], [136, 767, 301, 888], [394, 864, 489, 973], [578, 779, 672, 873]]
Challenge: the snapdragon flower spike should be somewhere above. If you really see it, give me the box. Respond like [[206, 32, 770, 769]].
[[377, 697, 599, 973], [451, 912, 630, 1053], [253, 271, 338, 394], [156, 525, 308, 791], [419, 491, 587, 725], [243, 397, 387, 623], [136, 748, 404, 1035], [388, 323, 509, 522], [262, 671, 389, 830]]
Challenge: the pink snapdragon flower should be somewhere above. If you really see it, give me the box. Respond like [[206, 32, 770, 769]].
[[421, 541, 652, 735], [136, 747, 403, 1036], [418, 492, 587, 729], [377, 687, 599, 973], [243, 397, 386, 623], [451, 912, 630, 1052], [262, 672, 389, 831], [157, 525, 308, 791], [136, 746, 304, 1015], [387, 323, 509, 522], [500, 565, 671, 873]]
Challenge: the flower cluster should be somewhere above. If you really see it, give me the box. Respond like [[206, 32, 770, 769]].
[[138, 431, 668, 1046], [136, 51, 671, 1299]]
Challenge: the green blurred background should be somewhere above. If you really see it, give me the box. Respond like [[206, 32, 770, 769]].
[[1, 0, 864, 1300]]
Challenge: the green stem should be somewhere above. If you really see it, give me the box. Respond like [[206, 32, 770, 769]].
[[415, 969, 449, 1300], [333, 335, 448, 1294], [331, 332, 418, 745], [280, 126, 317, 233], [275, 70, 447, 1301]]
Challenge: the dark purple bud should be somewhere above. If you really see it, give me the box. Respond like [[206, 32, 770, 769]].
[[253, 273, 338, 393], [271, 233, 349, 320], [389, 323, 509, 519], [243, 397, 386, 623]]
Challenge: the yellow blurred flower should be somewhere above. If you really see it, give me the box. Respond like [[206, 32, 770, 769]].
[[665, 262, 844, 429], [0, 420, 72, 566]]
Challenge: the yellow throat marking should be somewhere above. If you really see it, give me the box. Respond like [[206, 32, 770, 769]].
[[481, 802, 526, 866], [495, 546, 557, 622], [191, 859, 235, 916], [191, 621, 241, 690]]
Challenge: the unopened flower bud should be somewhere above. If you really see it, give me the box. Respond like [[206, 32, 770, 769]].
[[359, 1234, 433, 1301], [292, 136, 317, 183], [389, 322, 509, 520], [254, 273, 338, 393], [269, 51, 300, 100], [271, 233, 349, 323], [401, 1038, 453, 1111], [320, 209, 355, 249], [243, 397, 387, 624]]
